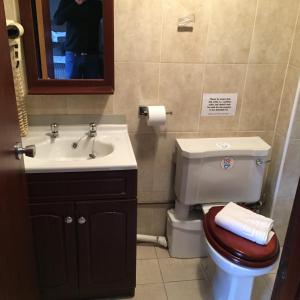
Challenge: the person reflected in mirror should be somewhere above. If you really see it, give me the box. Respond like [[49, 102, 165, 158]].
[[54, 0, 103, 79]]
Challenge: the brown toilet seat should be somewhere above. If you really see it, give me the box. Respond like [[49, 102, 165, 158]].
[[203, 206, 280, 268]]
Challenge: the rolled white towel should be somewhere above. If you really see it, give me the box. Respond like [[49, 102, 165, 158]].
[[215, 202, 274, 245]]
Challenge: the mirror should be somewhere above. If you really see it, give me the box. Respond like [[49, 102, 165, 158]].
[[18, 0, 114, 94]]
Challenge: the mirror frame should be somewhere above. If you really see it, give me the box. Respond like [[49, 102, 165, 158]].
[[18, 0, 114, 95]]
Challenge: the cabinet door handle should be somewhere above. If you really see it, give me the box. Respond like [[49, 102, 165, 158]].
[[65, 216, 73, 224], [78, 217, 87, 225]]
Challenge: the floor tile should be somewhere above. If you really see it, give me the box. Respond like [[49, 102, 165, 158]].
[[263, 274, 276, 292], [137, 244, 157, 260], [269, 246, 283, 274], [136, 259, 163, 284], [158, 258, 204, 282], [252, 276, 272, 300], [155, 246, 170, 258], [132, 283, 167, 300], [165, 280, 213, 300], [200, 257, 216, 282], [99, 284, 167, 300]]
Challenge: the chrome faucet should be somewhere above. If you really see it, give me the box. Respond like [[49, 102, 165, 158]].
[[89, 122, 97, 137], [50, 123, 59, 138]]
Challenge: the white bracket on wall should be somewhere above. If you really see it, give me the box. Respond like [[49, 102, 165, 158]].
[[178, 14, 195, 32]]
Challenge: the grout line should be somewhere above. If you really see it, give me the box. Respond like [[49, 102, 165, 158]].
[[157, 0, 165, 106], [154, 245, 159, 259], [270, 1, 300, 147], [162, 278, 207, 284], [198, 64, 207, 132], [237, 0, 260, 131], [269, 2, 300, 217], [156, 254, 169, 299], [198, 0, 213, 132], [128, 130, 273, 135], [115, 60, 290, 66]]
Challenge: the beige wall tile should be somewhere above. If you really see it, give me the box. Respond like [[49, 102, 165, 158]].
[[27, 95, 113, 116], [161, 0, 209, 63], [234, 131, 274, 145], [137, 204, 171, 236], [277, 66, 300, 136], [26, 95, 68, 115], [130, 133, 157, 193], [152, 133, 177, 192], [239, 64, 286, 131], [273, 222, 289, 245], [249, 0, 299, 64], [66, 95, 114, 115], [115, 62, 160, 133], [138, 191, 174, 204], [277, 138, 300, 200], [159, 63, 204, 132], [290, 17, 300, 68], [272, 197, 294, 232], [115, 0, 162, 62], [205, 0, 257, 63], [199, 64, 247, 131], [264, 134, 286, 217], [291, 92, 300, 139]]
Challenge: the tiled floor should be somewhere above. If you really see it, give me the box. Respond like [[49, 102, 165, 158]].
[[103, 244, 279, 300]]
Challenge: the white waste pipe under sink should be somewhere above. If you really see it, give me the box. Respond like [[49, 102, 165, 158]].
[[137, 234, 168, 248]]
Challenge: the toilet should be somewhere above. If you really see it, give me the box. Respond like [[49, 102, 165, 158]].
[[169, 137, 280, 300]]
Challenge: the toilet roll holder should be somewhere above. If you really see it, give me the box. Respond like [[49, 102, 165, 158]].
[[138, 106, 173, 117]]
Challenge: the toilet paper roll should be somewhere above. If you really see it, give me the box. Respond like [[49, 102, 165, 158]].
[[147, 106, 167, 126]]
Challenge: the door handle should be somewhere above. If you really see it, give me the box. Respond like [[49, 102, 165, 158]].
[[14, 143, 36, 160], [78, 217, 87, 225], [65, 216, 73, 224]]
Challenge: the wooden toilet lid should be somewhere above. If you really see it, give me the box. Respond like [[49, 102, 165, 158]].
[[204, 206, 280, 268]]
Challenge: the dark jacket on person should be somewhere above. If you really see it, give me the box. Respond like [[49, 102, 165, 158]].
[[53, 0, 102, 54]]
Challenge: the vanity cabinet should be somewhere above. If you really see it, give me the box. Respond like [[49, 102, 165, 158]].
[[26, 170, 137, 300]]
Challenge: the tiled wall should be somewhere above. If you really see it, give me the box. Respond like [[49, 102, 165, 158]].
[[267, 12, 300, 243], [4, 0, 300, 235]]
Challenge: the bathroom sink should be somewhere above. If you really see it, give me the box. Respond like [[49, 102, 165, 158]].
[[32, 136, 114, 161], [22, 124, 137, 173]]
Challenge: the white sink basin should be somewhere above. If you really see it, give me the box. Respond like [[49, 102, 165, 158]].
[[22, 124, 137, 173], [33, 137, 114, 161]]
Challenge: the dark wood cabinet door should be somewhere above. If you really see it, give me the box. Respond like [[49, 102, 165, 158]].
[[77, 199, 137, 298], [30, 202, 78, 300]]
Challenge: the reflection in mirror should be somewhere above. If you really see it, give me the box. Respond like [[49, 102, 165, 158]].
[[32, 0, 104, 80]]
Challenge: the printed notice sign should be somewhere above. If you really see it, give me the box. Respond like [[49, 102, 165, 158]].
[[201, 93, 238, 117]]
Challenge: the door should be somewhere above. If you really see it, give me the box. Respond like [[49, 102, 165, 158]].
[[0, 1, 38, 299], [30, 202, 78, 300], [77, 200, 137, 298], [271, 179, 300, 300]]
